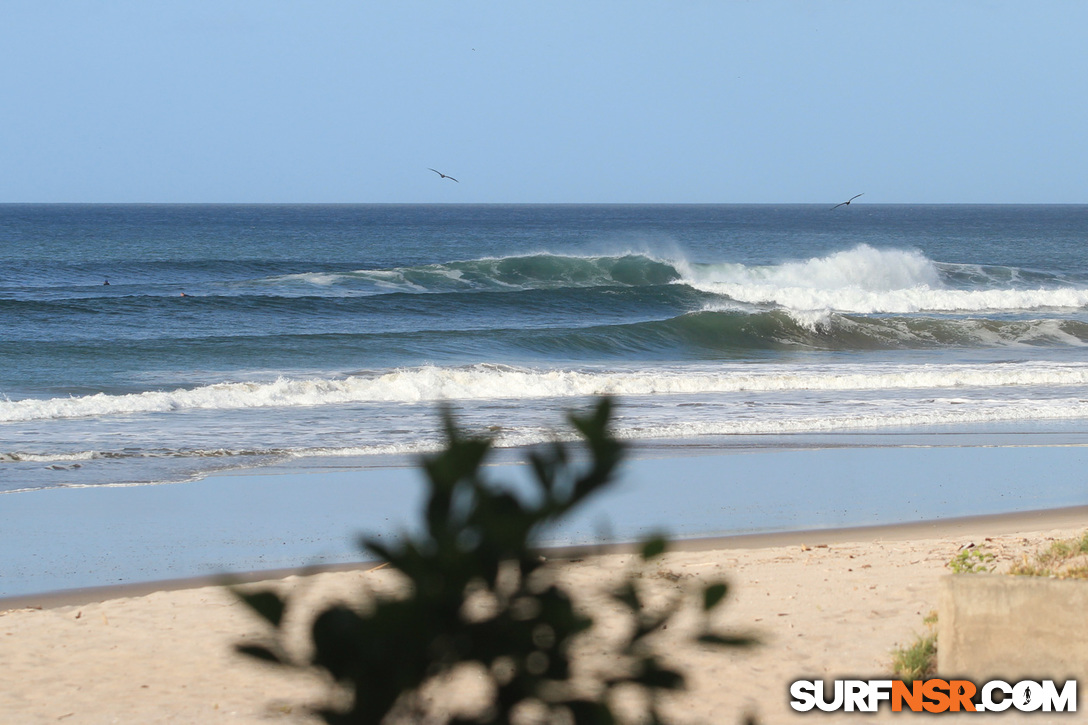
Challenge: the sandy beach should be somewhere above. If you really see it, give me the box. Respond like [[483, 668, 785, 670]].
[[6, 4, 1088, 722], [3, 508, 1086, 725]]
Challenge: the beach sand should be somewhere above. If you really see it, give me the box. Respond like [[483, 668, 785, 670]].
[[3, 510, 1085, 724]]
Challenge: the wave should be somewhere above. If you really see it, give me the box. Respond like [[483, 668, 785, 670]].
[[516, 311, 1088, 355], [261, 252, 682, 293], [261, 245, 1088, 316], [5, 361, 1088, 424], [684, 245, 1088, 314], [8, 395, 1088, 476], [5, 307, 1086, 367], [612, 397, 1088, 440], [0, 283, 700, 321], [0, 450, 102, 463], [700, 283, 1088, 316], [255, 246, 1088, 316], [0, 442, 442, 468], [10, 247, 1088, 317]]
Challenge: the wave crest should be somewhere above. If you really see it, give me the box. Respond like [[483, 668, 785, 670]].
[[265, 253, 682, 294], [5, 362, 1088, 423], [18, 247, 1088, 319], [687, 245, 1088, 314], [260, 246, 1088, 316]]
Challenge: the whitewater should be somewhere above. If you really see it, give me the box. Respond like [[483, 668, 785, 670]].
[[3, 204, 1088, 492], [6, 361, 1088, 424]]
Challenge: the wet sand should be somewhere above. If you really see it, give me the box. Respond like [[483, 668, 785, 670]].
[[5, 441, 1088, 598]]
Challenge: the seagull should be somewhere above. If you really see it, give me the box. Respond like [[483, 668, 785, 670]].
[[831, 193, 863, 210], [428, 168, 459, 183]]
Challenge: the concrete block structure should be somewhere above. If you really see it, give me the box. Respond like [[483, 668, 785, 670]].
[[939, 575, 1088, 682]]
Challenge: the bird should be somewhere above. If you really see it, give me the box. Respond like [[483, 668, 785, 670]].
[[831, 193, 864, 210], [428, 168, 459, 183]]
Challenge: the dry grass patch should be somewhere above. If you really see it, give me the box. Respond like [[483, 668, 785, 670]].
[[1009, 531, 1088, 579], [891, 611, 938, 681]]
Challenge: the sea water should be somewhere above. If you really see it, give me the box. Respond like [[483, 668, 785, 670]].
[[3, 204, 1088, 493]]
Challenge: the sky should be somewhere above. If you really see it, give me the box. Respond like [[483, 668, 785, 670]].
[[2, 1, 1086, 204]]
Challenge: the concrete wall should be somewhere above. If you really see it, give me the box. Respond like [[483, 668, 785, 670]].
[[939, 574, 1088, 681]]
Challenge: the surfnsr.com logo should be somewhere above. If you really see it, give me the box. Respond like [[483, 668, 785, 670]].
[[790, 679, 1076, 713]]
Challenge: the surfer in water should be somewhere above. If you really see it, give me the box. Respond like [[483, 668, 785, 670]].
[[103, 278, 110, 285]]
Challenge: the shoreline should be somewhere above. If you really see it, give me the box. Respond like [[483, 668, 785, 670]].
[[5, 441, 1088, 599], [4, 502, 1088, 612]]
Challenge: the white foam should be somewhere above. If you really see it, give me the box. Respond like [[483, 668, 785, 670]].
[[613, 397, 1088, 439], [262, 271, 347, 286], [682, 244, 1088, 314], [5, 362, 1088, 424], [0, 450, 100, 462]]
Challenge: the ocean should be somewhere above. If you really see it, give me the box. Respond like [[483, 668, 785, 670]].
[[3, 204, 1088, 494]]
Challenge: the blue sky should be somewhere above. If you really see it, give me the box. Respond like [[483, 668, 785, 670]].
[[2, 2, 1086, 203]]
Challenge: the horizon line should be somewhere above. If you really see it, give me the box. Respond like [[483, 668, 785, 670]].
[[2, 201, 1087, 207]]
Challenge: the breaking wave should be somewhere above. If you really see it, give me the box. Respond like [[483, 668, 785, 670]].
[[262, 252, 682, 293], [13, 247, 1088, 320], [239, 246, 1088, 318], [684, 245, 1088, 314], [6, 361, 1088, 424]]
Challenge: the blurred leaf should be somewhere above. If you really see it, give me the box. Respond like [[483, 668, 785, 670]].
[[703, 582, 728, 610], [234, 643, 284, 664], [566, 699, 617, 724], [234, 589, 286, 628], [634, 659, 686, 691], [611, 581, 640, 612], [697, 632, 759, 648], [311, 606, 367, 680], [640, 535, 668, 560]]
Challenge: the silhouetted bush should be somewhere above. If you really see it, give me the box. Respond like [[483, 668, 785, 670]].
[[234, 398, 755, 724]]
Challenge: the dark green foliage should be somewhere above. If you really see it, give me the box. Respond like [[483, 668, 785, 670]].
[[703, 583, 728, 611], [234, 398, 755, 724], [236, 590, 287, 627]]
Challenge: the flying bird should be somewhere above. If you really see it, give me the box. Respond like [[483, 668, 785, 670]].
[[831, 193, 864, 210], [428, 168, 459, 183]]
